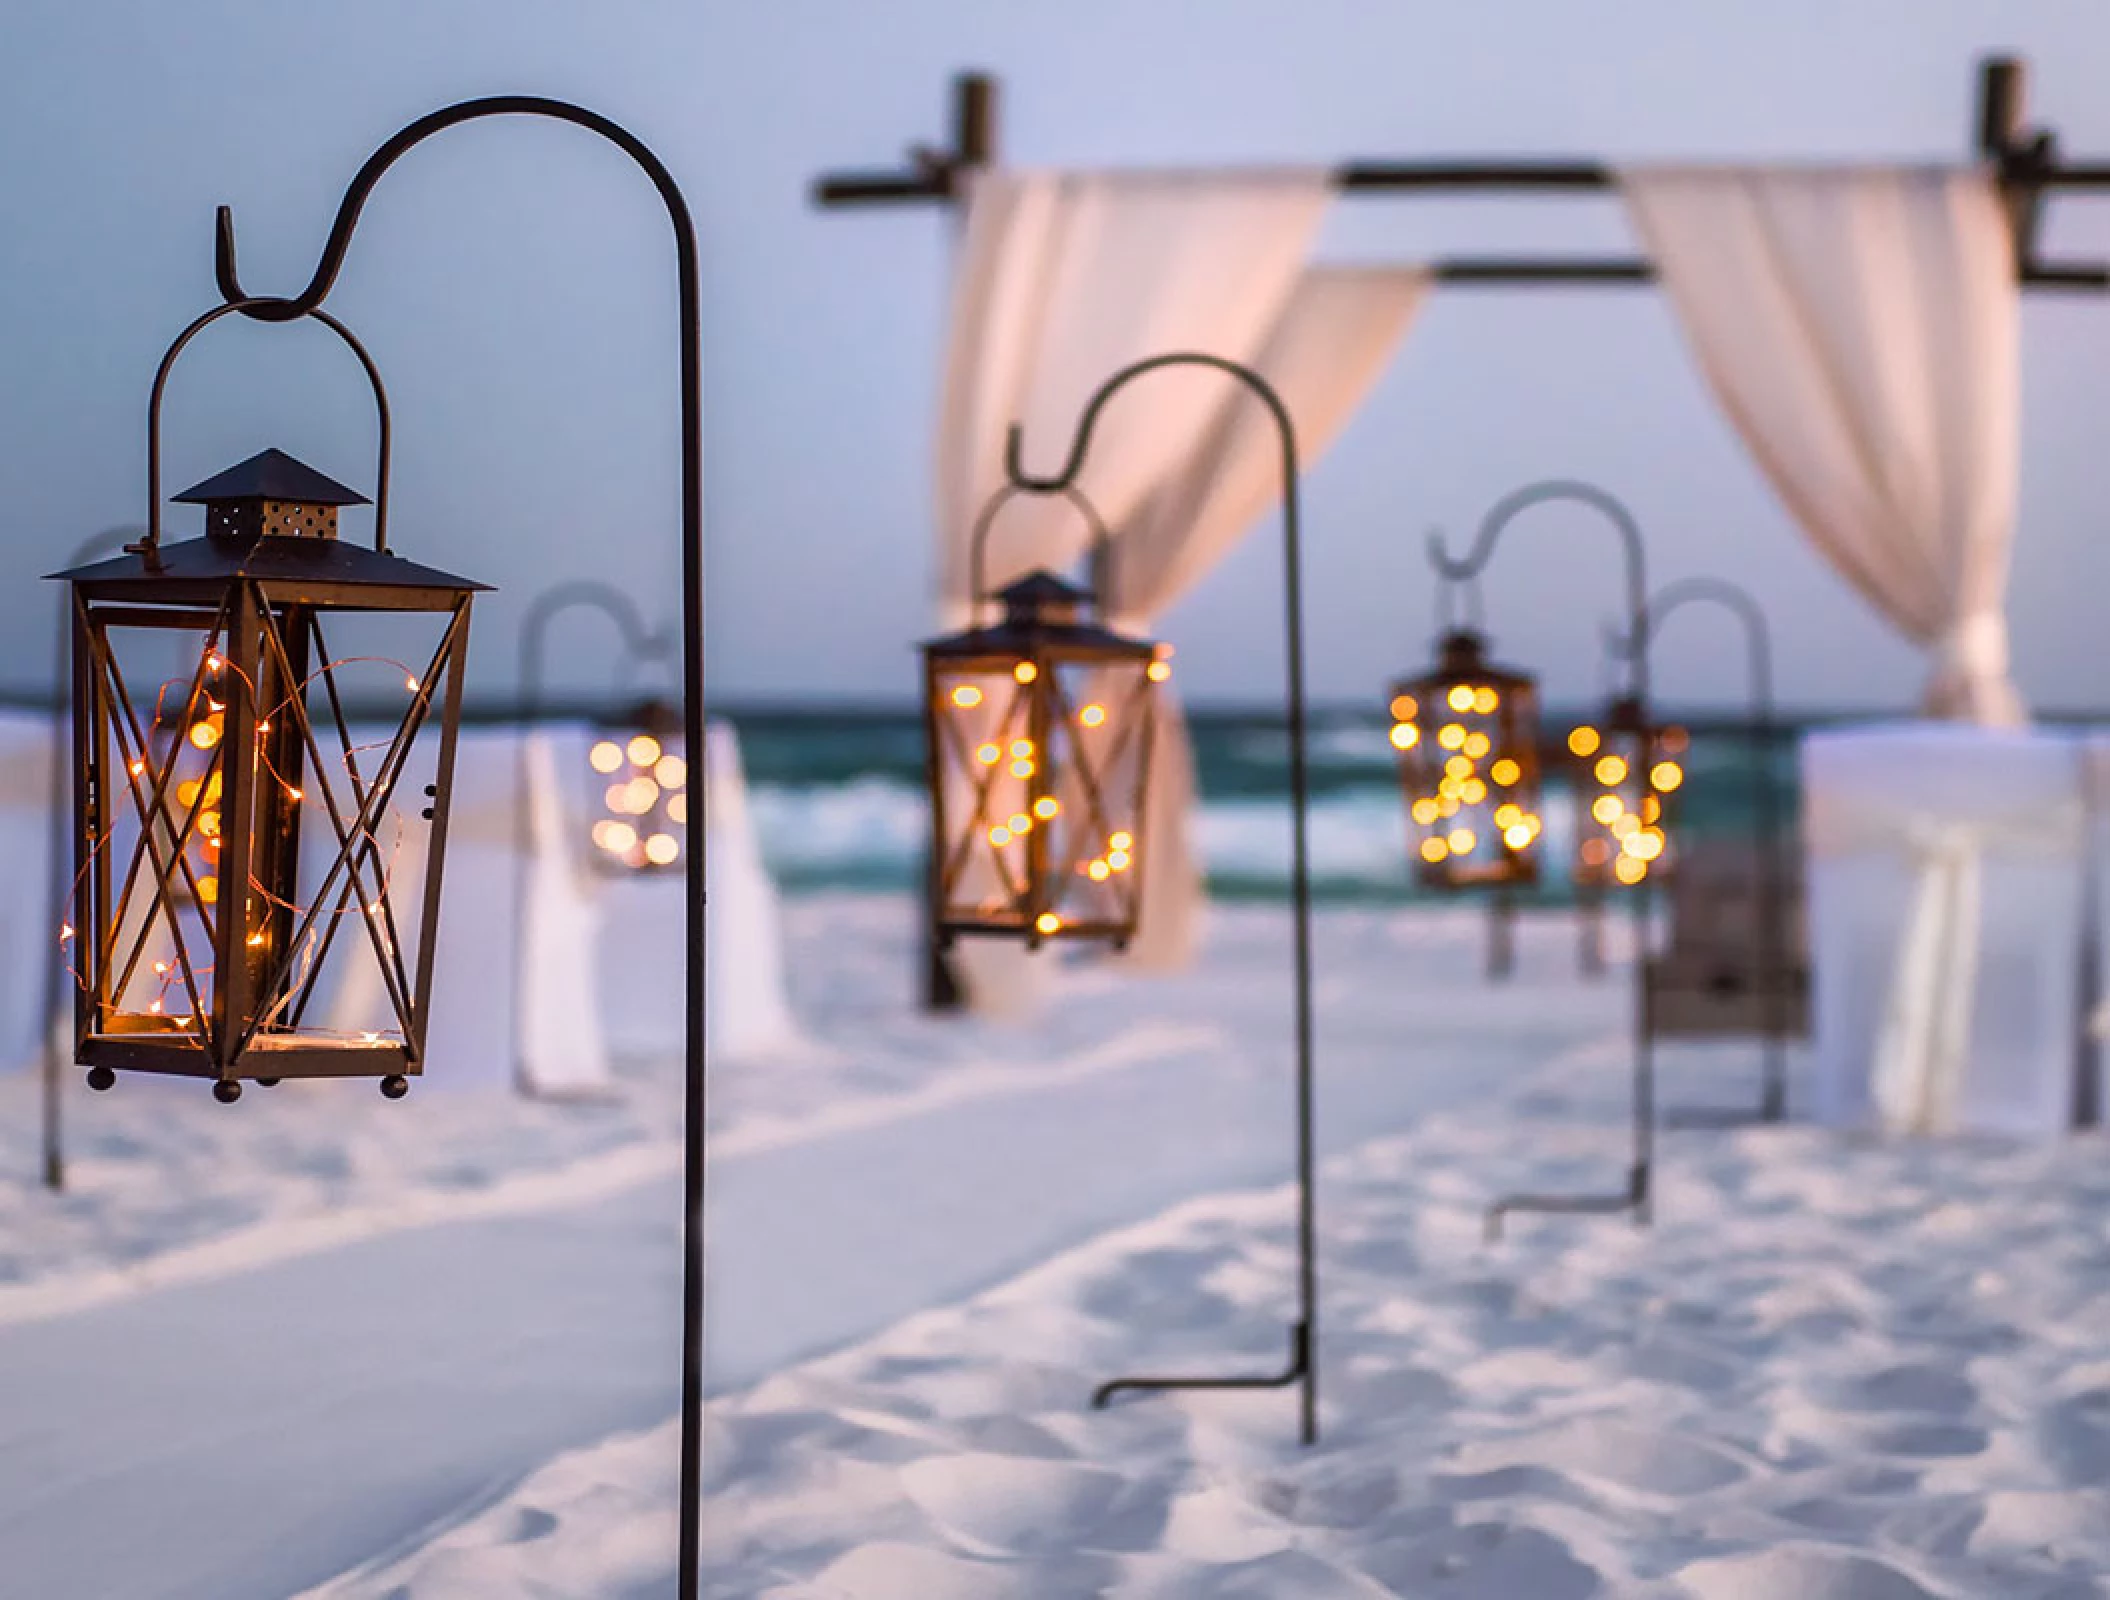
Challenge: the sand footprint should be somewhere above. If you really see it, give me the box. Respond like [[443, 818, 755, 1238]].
[[1454, 1415, 1753, 1500], [1675, 1545, 1940, 1600], [796, 1541, 1040, 1600], [900, 1451, 1129, 1559]]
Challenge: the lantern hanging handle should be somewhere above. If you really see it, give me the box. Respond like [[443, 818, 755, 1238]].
[[965, 480, 1116, 618], [139, 299, 392, 570], [1432, 558, 1487, 637]]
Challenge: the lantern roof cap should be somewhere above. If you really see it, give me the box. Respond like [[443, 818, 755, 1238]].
[[1403, 627, 1536, 691], [173, 448, 370, 508], [994, 569, 1093, 609], [45, 536, 489, 595]]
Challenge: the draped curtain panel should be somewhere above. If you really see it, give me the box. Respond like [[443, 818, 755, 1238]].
[[1106, 267, 1433, 968], [932, 169, 1334, 1010], [1622, 166, 2024, 726]]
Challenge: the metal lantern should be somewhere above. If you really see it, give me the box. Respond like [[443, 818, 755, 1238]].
[[1390, 628, 1544, 888], [53, 416, 483, 1103], [587, 698, 687, 872], [922, 536, 1163, 950], [1565, 693, 1680, 889]]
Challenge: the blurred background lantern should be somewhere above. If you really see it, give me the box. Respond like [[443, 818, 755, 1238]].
[[516, 582, 682, 875], [1565, 692, 1682, 891], [51, 304, 482, 1104], [1389, 626, 1543, 889], [921, 486, 1162, 951], [587, 700, 686, 872]]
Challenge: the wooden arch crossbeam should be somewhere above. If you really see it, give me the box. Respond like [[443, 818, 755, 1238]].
[[810, 55, 2110, 291]]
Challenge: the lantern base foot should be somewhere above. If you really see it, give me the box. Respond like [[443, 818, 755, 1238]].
[[212, 1080, 243, 1105], [380, 1074, 409, 1100], [255, 1077, 281, 1088], [85, 1066, 115, 1093]]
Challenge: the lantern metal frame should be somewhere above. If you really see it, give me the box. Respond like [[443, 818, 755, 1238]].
[[1610, 577, 1793, 1127], [922, 483, 1162, 951], [53, 298, 479, 1101], [110, 95, 711, 1597], [1391, 572, 1546, 893], [1006, 351, 1319, 1447], [1424, 480, 1659, 1238], [512, 580, 678, 1097]]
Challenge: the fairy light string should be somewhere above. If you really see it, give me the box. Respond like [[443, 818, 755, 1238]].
[[62, 607, 446, 1045]]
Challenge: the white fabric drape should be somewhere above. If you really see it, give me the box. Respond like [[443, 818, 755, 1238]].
[[1106, 267, 1432, 968], [1622, 166, 2024, 725], [933, 168, 1334, 1010]]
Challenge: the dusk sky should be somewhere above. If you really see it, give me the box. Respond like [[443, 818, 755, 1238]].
[[5, 0, 2110, 712]]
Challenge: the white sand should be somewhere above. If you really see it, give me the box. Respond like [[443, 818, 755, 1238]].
[[0, 893, 1608, 1598], [294, 911, 2110, 1598], [17, 889, 2107, 1598]]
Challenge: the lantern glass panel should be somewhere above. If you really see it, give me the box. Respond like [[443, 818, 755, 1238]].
[[925, 622, 1160, 949], [1390, 632, 1542, 889], [588, 702, 686, 872]]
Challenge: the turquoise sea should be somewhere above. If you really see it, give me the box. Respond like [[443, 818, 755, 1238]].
[[721, 705, 1803, 905]]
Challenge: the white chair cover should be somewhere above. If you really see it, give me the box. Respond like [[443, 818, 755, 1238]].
[[596, 719, 797, 1064], [1802, 722, 2084, 1137], [321, 725, 608, 1093], [0, 709, 62, 1074]]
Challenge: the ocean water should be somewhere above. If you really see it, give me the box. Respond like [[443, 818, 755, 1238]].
[[727, 707, 1800, 905]]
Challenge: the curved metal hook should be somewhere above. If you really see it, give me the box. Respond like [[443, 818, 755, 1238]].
[[1003, 351, 1296, 499], [216, 96, 691, 320], [1428, 479, 1651, 706], [144, 299, 392, 564], [1607, 576, 1773, 723], [965, 481, 1114, 615], [1433, 557, 1487, 637], [517, 579, 671, 719]]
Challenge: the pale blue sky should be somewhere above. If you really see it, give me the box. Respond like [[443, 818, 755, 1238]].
[[4, 0, 2109, 712]]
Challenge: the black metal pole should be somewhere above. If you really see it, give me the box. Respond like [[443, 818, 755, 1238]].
[[1623, 579, 1789, 1128], [41, 529, 131, 1190], [1004, 352, 1318, 1445], [1425, 482, 1654, 1239], [213, 98, 710, 1597], [512, 581, 670, 1097]]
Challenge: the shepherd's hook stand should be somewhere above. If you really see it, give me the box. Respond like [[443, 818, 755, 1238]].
[[1427, 481, 1655, 1241], [1005, 352, 1319, 1446], [214, 98, 711, 1598], [1611, 577, 1791, 1130]]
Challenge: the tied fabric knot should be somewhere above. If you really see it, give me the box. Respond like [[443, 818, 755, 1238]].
[[1868, 818, 1983, 1136], [1925, 611, 2025, 726]]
